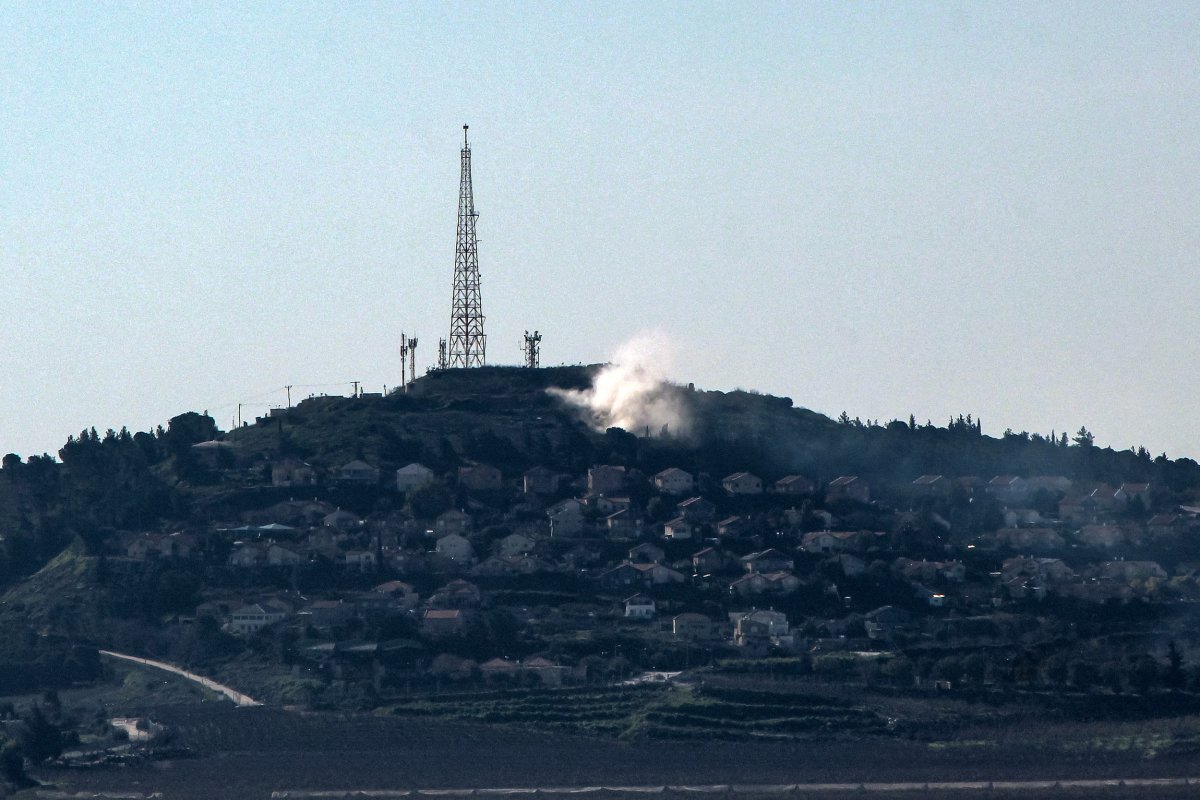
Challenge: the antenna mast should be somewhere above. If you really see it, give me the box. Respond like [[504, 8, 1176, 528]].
[[400, 332, 409, 392], [437, 338, 448, 370], [522, 330, 542, 368], [407, 336, 418, 390], [449, 125, 486, 368]]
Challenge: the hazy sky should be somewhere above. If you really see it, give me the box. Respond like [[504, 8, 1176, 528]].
[[3, 3, 1199, 461]]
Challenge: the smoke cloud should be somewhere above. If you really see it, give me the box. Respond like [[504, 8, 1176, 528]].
[[550, 330, 691, 437]]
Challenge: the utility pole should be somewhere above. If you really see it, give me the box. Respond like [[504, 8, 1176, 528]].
[[352, 380, 360, 398], [285, 385, 293, 408], [448, 125, 486, 368]]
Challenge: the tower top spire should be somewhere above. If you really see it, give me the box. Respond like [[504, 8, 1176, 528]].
[[463, 124, 469, 146]]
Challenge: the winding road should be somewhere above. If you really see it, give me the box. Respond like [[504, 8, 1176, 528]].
[[99, 649, 262, 707]]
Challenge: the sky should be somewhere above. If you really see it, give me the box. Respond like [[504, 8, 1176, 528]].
[[2, 2, 1199, 461]]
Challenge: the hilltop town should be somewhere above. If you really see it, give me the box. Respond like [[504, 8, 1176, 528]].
[[3, 364, 1200, 718]]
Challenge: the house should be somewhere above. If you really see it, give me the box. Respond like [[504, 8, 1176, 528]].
[[429, 579, 483, 608], [741, 549, 794, 573], [228, 543, 266, 568], [599, 561, 685, 590], [395, 463, 436, 493], [629, 542, 665, 564], [497, 532, 536, 557], [662, 517, 695, 540], [125, 532, 196, 561], [479, 657, 523, 683], [624, 594, 656, 619], [272, 458, 318, 488], [692, 547, 726, 574], [1002, 508, 1044, 528], [588, 465, 626, 496], [337, 460, 380, 485], [1001, 556, 1076, 587], [987, 476, 1029, 505], [547, 499, 585, 537], [435, 533, 474, 564], [1026, 475, 1073, 496], [266, 542, 307, 567], [605, 509, 642, 537], [863, 606, 914, 642], [801, 530, 872, 555], [459, 464, 503, 492], [772, 475, 815, 496], [300, 599, 352, 631], [1148, 514, 1185, 537], [825, 476, 869, 504], [1086, 486, 1126, 515], [522, 657, 569, 687], [436, 509, 472, 536], [729, 571, 801, 597], [227, 601, 291, 636], [673, 612, 718, 640], [716, 516, 747, 537], [422, 608, 465, 636], [654, 468, 694, 495], [1119, 482, 1152, 508], [584, 494, 632, 515], [991, 527, 1065, 552], [322, 509, 363, 531], [344, 549, 377, 571], [730, 609, 792, 649], [1098, 561, 1167, 582], [471, 554, 549, 577], [1078, 524, 1127, 550], [360, 580, 419, 611], [722, 472, 763, 496], [676, 497, 716, 523], [893, 557, 965, 583], [191, 439, 238, 468], [910, 475, 949, 496], [522, 466, 559, 496]]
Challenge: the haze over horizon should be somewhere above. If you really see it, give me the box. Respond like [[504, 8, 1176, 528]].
[[3, 4, 1198, 461]]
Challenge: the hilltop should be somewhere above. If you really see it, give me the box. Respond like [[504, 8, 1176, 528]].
[[6, 365, 1200, 790]]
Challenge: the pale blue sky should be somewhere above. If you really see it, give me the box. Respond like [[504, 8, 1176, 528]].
[[2, 2, 1199, 459]]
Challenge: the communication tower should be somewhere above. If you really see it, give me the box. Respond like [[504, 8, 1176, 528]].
[[448, 125, 486, 368], [407, 336, 418, 390], [400, 332, 409, 391], [522, 330, 542, 369], [437, 338, 448, 370]]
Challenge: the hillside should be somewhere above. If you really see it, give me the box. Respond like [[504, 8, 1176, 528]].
[[3, 365, 1200, 749]]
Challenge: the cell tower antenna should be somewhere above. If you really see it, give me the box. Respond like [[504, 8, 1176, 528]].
[[400, 332, 409, 392], [437, 338, 448, 370], [448, 124, 486, 368], [522, 330, 542, 369], [407, 336, 418, 390]]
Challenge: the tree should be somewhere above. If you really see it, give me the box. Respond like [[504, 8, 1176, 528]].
[[1165, 640, 1187, 690], [1073, 427, 1095, 448], [0, 739, 27, 786], [19, 705, 62, 764]]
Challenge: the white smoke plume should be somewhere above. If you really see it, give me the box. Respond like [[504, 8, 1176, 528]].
[[550, 330, 691, 437]]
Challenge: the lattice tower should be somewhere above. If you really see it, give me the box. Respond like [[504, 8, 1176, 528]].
[[449, 125, 486, 367]]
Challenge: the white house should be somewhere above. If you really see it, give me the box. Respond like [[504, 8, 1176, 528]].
[[624, 594, 656, 619], [722, 472, 763, 495], [435, 533, 474, 564], [654, 468, 695, 495], [395, 463, 436, 492]]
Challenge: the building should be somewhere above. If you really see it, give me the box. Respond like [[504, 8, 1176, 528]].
[[588, 465, 626, 496], [395, 463, 436, 493], [722, 472, 763, 495], [825, 476, 870, 504], [654, 468, 695, 495]]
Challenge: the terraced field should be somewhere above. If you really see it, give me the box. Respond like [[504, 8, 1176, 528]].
[[387, 682, 889, 741]]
